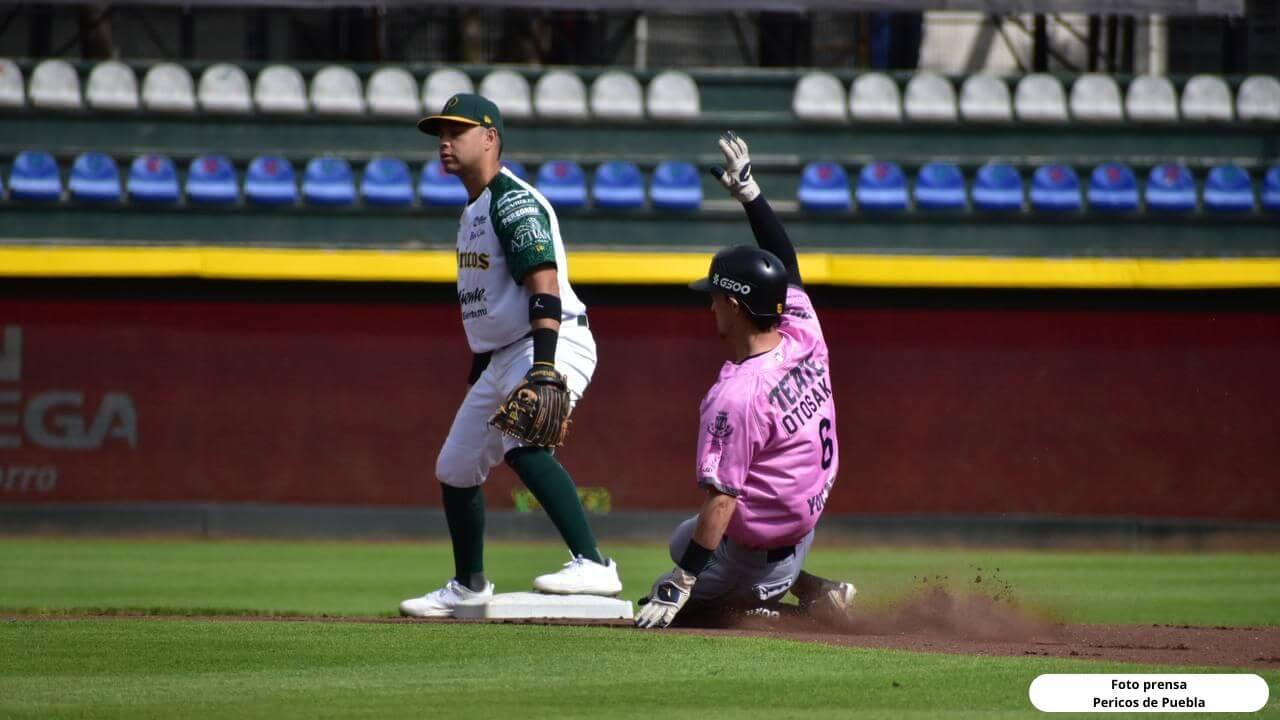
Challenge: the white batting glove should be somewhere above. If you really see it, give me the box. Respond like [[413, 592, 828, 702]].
[[634, 567, 697, 629], [710, 130, 760, 203]]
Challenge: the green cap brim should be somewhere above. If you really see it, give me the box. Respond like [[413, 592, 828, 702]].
[[416, 114, 483, 136]]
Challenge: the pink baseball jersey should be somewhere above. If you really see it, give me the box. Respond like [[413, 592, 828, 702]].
[[695, 286, 839, 548]]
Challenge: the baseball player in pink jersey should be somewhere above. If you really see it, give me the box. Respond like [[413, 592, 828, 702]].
[[635, 132, 856, 629]]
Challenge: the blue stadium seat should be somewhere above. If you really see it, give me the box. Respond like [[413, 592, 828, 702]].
[[649, 161, 702, 210], [186, 155, 238, 205], [797, 161, 851, 212], [536, 160, 588, 209], [971, 162, 1023, 212], [244, 155, 297, 206], [1263, 166, 1280, 214], [1203, 164, 1255, 213], [501, 160, 529, 182], [8, 150, 62, 201], [856, 161, 908, 212], [592, 160, 645, 209], [1087, 163, 1139, 213], [68, 151, 122, 203], [913, 162, 966, 211], [1144, 163, 1197, 213], [302, 156, 356, 206], [418, 159, 468, 206], [127, 154, 180, 204], [360, 157, 413, 207], [1029, 164, 1082, 212]]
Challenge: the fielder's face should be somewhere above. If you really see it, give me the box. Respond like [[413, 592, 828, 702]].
[[437, 122, 498, 175]]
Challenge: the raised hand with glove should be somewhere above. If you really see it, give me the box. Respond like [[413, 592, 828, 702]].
[[710, 130, 760, 203]]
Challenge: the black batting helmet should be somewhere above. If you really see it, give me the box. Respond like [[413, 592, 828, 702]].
[[688, 245, 787, 319]]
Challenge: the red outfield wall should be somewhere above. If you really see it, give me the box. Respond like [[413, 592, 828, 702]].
[[2, 293, 1277, 520]]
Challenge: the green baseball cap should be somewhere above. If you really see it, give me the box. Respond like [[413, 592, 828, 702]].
[[417, 93, 504, 137]]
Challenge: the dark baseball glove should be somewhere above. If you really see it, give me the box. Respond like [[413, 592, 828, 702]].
[[489, 362, 572, 447]]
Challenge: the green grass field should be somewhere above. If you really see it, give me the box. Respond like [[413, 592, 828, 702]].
[[1, 538, 1277, 718]]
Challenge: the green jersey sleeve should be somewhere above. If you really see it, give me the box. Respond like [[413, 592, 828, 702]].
[[489, 174, 557, 283]]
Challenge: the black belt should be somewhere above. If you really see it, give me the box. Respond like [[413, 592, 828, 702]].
[[766, 545, 796, 562]]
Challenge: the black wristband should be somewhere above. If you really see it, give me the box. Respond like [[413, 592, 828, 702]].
[[531, 327, 558, 365], [677, 539, 714, 576], [529, 293, 562, 323]]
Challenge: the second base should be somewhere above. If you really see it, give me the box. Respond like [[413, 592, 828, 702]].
[[453, 592, 634, 620]]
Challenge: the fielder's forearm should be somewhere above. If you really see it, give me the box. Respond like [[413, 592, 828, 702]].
[[525, 265, 561, 365], [743, 196, 802, 287]]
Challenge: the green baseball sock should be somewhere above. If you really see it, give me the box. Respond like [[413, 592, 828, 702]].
[[440, 483, 487, 592], [505, 447, 605, 565]]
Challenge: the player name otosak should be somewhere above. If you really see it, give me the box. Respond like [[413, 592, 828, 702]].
[[1029, 674, 1270, 713]]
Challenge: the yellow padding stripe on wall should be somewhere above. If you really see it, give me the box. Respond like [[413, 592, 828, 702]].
[[1, 246, 1279, 289]]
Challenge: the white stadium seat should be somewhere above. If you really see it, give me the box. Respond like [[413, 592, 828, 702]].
[[0, 58, 24, 108], [255, 64, 308, 114], [198, 63, 252, 113], [646, 70, 700, 119], [959, 74, 1012, 123], [792, 71, 846, 121], [1014, 73, 1068, 123], [1235, 75, 1280, 122], [478, 69, 532, 118], [849, 72, 902, 122], [589, 70, 644, 119], [1180, 74, 1233, 122], [1069, 73, 1124, 123], [366, 67, 420, 116], [903, 72, 956, 122], [86, 60, 139, 111], [29, 59, 82, 110], [311, 65, 365, 115], [142, 62, 195, 112], [423, 68, 473, 115], [1125, 75, 1178, 122], [534, 70, 588, 119]]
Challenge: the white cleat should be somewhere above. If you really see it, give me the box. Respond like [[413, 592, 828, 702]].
[[532, 556, 623, 596], [811, 581, 857, 623], [399, 579, 494, 618]]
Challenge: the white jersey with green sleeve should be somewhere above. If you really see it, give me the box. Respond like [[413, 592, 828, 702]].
[[454, 167, 587, 353]]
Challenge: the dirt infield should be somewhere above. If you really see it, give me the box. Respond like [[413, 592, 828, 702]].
[[14, 604, 1279, 670], [655, 585, 1280, 669]]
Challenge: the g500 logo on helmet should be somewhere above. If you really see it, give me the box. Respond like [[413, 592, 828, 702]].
[[712, 273, 752, 295]]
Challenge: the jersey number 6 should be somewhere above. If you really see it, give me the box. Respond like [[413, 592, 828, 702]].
[[818, 418, 834, 470]]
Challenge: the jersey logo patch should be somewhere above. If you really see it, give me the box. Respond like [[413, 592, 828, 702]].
[[707, 411, 734, 439], [511, 220, 550, 250]]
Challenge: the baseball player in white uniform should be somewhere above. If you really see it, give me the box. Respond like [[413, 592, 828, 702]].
[[400, 93, 622, 617]]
